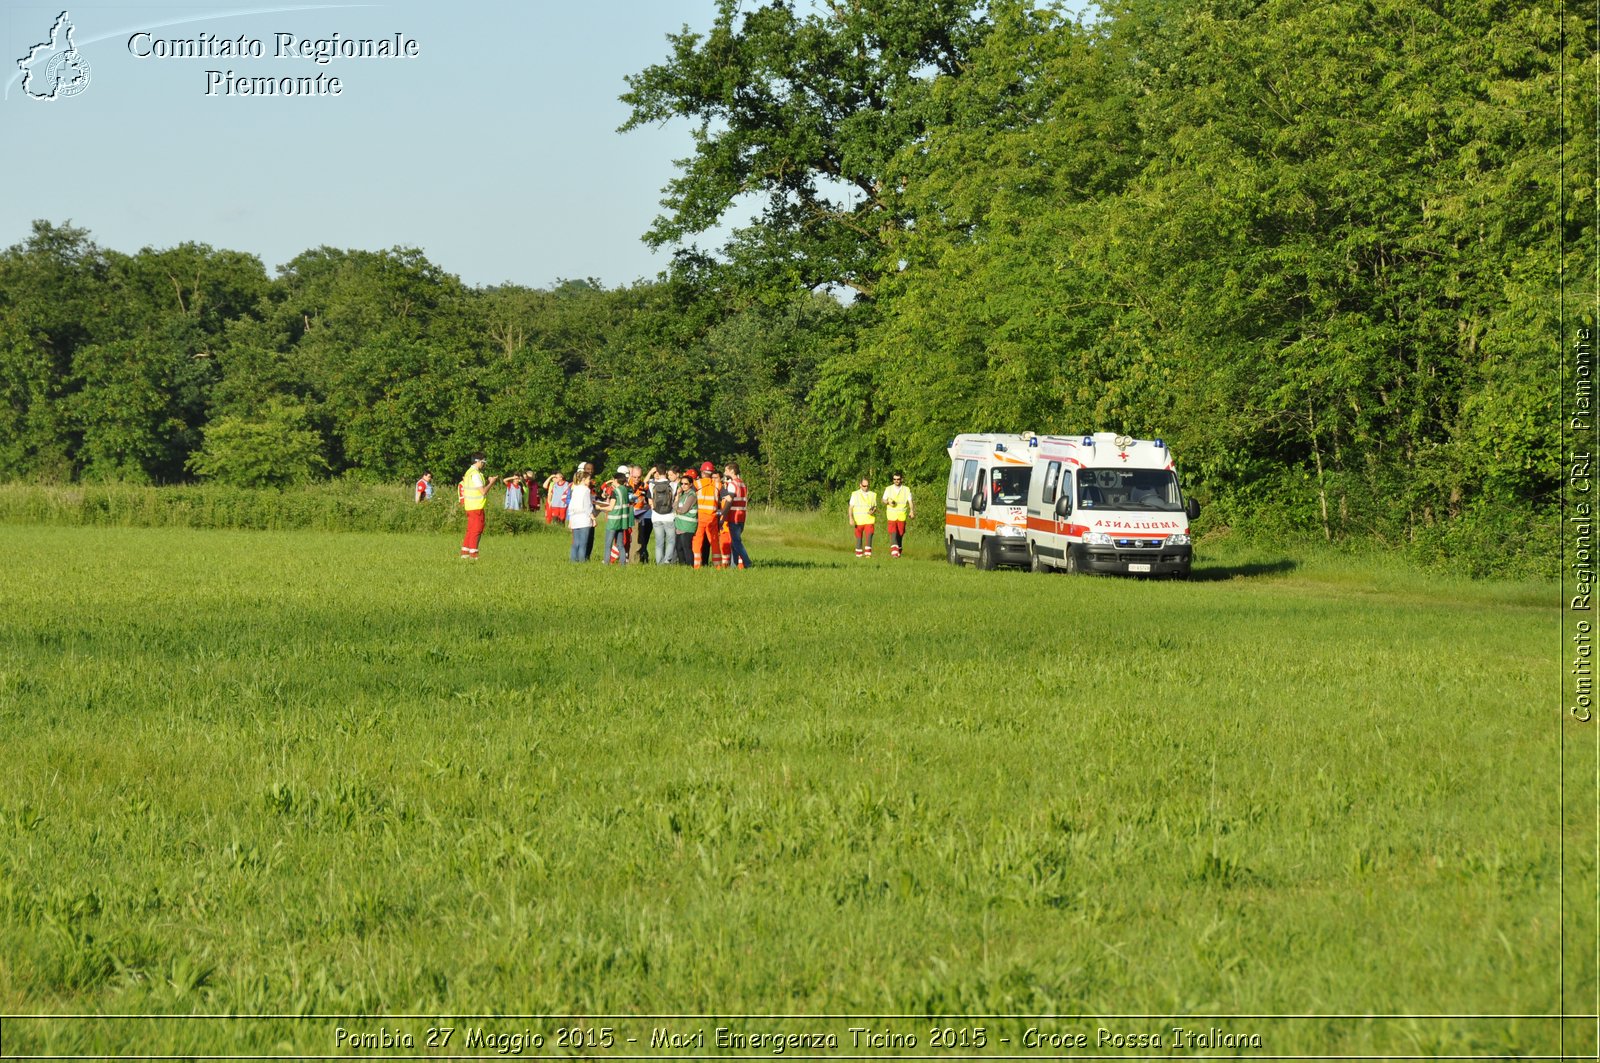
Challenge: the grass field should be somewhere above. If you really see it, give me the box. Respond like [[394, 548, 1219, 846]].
[[0, 516, 1590, 1057]]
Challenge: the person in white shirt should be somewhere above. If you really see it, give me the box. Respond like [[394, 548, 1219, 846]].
[[566, 472, 597, 562]]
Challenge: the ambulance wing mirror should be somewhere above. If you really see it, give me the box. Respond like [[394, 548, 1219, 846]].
[[1185, 498, 1201, 520], [1054, 496, 1072, 518], [971, 491, 986, 513]]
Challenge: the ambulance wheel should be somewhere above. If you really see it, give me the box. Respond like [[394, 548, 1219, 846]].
[[976, 538, 998, 571], [1029, 546, 1047, 573], [947, 538, 961, 566], [1064, 548, 1081, 575]]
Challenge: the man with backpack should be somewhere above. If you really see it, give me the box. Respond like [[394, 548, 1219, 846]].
[[648, 467, 678, 564]]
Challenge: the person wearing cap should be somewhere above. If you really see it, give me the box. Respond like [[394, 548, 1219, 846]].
[[881, 472, 914, 558], [602, 465, 635, 564], [721, 462, 751, 569], [691, 461, 725, 568], [459, 454, 499, 559], [674, 468, 699, 564], [847, 476, 878, 558]]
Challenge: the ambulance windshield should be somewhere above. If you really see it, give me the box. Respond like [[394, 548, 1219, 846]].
[[990, 467, 1030, 505], [1077, 468, 1183, 512]]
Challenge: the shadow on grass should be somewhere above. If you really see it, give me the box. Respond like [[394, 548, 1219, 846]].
[[1190, 558, 1299, 581], [743, 558, 850, 570]]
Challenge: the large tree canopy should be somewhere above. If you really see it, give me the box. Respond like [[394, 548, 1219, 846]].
[[620, 0, 992, 297]]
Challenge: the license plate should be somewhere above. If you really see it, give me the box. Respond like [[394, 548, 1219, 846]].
[[1128, 563, 1152, 573]]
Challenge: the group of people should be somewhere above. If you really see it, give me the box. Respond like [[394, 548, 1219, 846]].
[[847, 473, 916, 558], [562, 460, 752, 568], [425, 459, 914, 563], [431, 458, 753, 567]]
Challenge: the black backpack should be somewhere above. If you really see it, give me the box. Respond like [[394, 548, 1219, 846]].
[[650, 480, 675, 515]]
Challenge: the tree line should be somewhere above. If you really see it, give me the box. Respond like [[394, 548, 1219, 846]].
[[0, 0, 1588, 571]]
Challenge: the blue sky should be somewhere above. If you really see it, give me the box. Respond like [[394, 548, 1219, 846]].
[[1, 1, 726, 288]]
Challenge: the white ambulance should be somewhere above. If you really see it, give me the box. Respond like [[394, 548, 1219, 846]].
[[944, 433, 1037, 569], [1024, 433, 1199, 577]]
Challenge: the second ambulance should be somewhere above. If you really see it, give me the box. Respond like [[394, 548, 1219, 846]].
[[1024, 433, 1199, 577]]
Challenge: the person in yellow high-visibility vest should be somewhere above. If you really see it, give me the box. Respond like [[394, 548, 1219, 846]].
[[848, 477, 878, 558], [881, 472, 915, 557], [459, 454, 498, 559]]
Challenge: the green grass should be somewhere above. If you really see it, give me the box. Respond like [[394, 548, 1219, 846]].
[[0, 518, 1588, 1056]]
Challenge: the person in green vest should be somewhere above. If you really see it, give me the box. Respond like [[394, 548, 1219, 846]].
[[673, 468, 699, 564], [602, 465, 635, 564]]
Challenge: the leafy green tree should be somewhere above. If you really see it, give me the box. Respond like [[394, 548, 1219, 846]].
[[66, 338, 191, 483], [621, 0, 991, 297], [264, 246, 477, 476], [187, 401, 328, 487], [705, 291, 842, 502], [0, 222, 112, 479], [859, 2, 1146, 478]]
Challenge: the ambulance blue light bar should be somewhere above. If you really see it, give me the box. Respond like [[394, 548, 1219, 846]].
[[1155, 439, 1166, 448], [1081, 436, 1094, 446]]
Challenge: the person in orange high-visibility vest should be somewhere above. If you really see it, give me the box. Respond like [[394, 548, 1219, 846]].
[[691, 461, 725, 568], [459, 454, 498, 559]]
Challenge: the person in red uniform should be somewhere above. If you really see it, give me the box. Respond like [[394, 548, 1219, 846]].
[[721, 462, 751, 568], [459, 455, 498, 559], [523, 469, 540, 513], [545, 471, 569, 525]]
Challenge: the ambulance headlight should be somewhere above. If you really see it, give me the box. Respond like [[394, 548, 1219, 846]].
[[998, 525, 1026, 537], [1164, 532, 1191, 546], [1083, 532, 1114, 546]]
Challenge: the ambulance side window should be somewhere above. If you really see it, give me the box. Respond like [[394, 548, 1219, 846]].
[[1041, 461, 1062, 505], [947, 461, 961, 500], [959, 459, 979, 503]]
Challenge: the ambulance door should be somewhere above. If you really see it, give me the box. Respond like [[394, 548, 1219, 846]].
[[946, 456, 982, 563], [1029, 459, 1066, 571]]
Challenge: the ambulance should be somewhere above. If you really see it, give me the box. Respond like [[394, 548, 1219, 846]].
[[944, 433, 1037, 569], [1024, 433, 1199, 577]]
